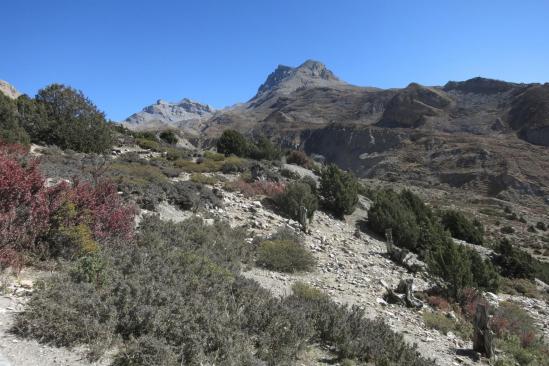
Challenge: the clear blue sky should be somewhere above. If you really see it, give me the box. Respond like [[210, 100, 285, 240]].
[[2, 0, 548, 121]]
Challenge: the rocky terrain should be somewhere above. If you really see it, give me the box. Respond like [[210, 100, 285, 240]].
[[122, 61, 549, 206], [0, 81, 20, 100]]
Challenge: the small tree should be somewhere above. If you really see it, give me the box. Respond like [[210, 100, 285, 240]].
[[159, 130, 178, 144], [275, 182, 318, 224], [319, 164, 358, 218], [36, 84, 112, 153], [216, 129, 249, 157], [441, 210, 484, 245], [0, 93, 29, 145]]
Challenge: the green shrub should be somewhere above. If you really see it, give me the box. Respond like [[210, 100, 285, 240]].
[[136, 137, 161, 151], [159, 130, 177, 144], [494, 239, 536, 279], [440, 210, 484, 245], [203, 150, 225, 161], [536, 221, 547, 231], [292, 282, 329, 302], [275, 181, 318, 223], [422, 312, 473, 340], [0, 93, 30, 145], [216, 129, 249, 157], [14, 216, 433, 366], [256, 239, 316, 273], [248, 136, 282, 161], [501, 225, 515, 234], [190, 173, 217, 185], [319, 164, 359, 218]]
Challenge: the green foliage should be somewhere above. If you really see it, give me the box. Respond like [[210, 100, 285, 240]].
[[495, 239, 536, 279], [275, 181, 318, 222], [203, 150, 225, 161], [190, 173, 217, 185], [0, 93, 30, 144], [369, 189, 499, 298], [34, 84, 112, 153], [14, 216, 433, 366], [536, 221, 547, 231], [216, 129, 249, 157], [501, 225, 515, 234], [291, 282, 329, 302], [159, 130, 178, 144], [136, 138, 161, 151], [422, 312, 473, 340], [319, 164, 359, 218], [440, 210, 484, 245], [248, 136, 282, 161], [256, 239, 316, 273]]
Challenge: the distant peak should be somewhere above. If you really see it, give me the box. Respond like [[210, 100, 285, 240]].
[[255, 60, 345, 98], [443, 77, 518, 94]]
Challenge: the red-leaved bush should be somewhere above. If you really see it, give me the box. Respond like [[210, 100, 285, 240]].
[[225, 179, 286, 198], [0, 141, 136, 269]]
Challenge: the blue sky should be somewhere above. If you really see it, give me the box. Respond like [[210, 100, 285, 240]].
[[2, 0, 548, 120]]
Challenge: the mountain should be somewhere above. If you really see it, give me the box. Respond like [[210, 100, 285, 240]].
[[0, 80, 21, 99], [123, 98, 214, 132], [124, 61, 549, 203]]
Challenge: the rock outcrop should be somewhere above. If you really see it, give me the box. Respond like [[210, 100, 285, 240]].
[[0, 80, 21, 99]]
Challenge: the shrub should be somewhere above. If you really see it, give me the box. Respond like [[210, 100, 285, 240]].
[[0, 143, 136, 262], [0, 94, 30, 145], [248, 136, 282, 161], [216, 129, 249, 157], [422, 312, 473, 340], [15, 216, 434, 366], [275, 182, 318, 222], [0, 142, 51, 256], [136, 137, 161, 151], [426, 296, 450, 311], [224, 179, 285, 198], [203, 150, 225, 161], [501, 225, 515, 234], [256, 240, 316, 273], [491, 302, 538, 348], [159, 130, 178, 144], [535, 221, 547, 231], [440, 210, 484, 245], [190, 173, 217, 185], [35, 84, 112, 153], [319, 164, 358, 218], [286, 150, 312, 168], [494, 239, 536, 279], [291, 282, 329, 302]]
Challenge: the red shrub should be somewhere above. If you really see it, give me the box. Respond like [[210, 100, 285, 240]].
[[286, 150, 312, 169], [459, 287, 489, 320], [426, 295, 450, 311], [226, 179, 286, 198], [0, 142, 50, 252], [490, 302, 538, 348], [0, 141, 136, 265]]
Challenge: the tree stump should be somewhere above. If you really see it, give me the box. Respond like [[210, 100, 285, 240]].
[[473, 303, 494, 359]]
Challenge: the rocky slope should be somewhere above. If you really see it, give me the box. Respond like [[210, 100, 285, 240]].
[[122, 61, 549, 203], [0, 80, 21, 99]]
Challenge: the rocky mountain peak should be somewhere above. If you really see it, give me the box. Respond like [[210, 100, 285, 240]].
[[0, 80, 21, 99], [255, 60, 346, 98], [124, 97, 214, 130]]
